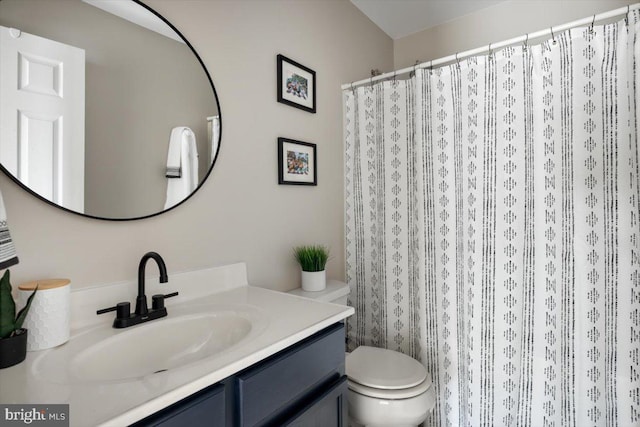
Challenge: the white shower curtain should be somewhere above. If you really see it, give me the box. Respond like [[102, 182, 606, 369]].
[[344, 11, 639, 427]]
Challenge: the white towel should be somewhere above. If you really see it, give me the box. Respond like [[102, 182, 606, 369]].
[[164, 127, 199, 210], [210, 116, 220, 164], [0, 189, 18, 269]]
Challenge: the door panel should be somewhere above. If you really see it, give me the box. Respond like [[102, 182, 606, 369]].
[[18, 111, 61, 201]]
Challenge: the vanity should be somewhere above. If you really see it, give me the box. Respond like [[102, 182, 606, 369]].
[[0, 263, 354, 426]]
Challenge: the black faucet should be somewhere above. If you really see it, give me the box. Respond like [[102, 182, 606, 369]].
[[136, 251, 169, 316], [97, 252, 178, 328]]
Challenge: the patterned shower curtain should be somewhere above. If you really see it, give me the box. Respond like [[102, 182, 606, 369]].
[[344, 12, 640, 427]]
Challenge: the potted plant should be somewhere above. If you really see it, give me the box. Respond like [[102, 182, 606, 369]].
[[0, 270, 37, 369], [293, 245, 330, 292]]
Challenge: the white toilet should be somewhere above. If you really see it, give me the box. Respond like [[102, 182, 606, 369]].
[[288, 281, 435, 427]]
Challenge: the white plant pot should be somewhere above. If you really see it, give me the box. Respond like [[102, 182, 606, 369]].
[[301, 270, 326, 292]]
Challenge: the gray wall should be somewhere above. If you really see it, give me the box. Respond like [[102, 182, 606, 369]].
[[394, 0, 634, 69], [0, 0, 217, 218], [3, 0, 392, 291]]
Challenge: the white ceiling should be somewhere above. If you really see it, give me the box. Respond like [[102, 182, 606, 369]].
[[350, 0, 509, 40], [82, 0, 184, 43]]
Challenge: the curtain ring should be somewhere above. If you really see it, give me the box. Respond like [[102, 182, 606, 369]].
[[429, 60, 433, 75], [523, 33, 529, 51], [626, 5, 630, 27], [410, 60, 419, 78], [550, 26, 557, 44], [370, 77, 373, 88], [488, 43, 493, 60], [455, 52, 460, 68], [350, 82, 355, 92], [590, 14, 596, 34]]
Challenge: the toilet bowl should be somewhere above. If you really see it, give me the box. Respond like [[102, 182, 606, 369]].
[[346, 346, 435, 427], [287, 282, 435, 426]]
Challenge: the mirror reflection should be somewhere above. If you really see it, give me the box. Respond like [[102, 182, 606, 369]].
[[0, 0, 220, 219]]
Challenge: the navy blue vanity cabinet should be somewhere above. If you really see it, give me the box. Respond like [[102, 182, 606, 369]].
[[131, 383, 225, 427], [232, 322, 346, 427], [131, 323, 346, 427]]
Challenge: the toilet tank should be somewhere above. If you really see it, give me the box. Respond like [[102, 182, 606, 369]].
[[287, 280, 350, 305]]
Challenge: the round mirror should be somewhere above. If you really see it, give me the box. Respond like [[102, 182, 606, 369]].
[[0, 0, 221, 220]]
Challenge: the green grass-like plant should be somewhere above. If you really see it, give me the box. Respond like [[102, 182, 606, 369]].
[[293, 245, 330, 272], [0, 270, 37, 339]]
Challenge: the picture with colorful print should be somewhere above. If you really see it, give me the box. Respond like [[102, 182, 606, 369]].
[[278, 138, 317, 185], [287, 150, 309, 175], [277, 54, 316, 113], [286, 74, 308, 100]]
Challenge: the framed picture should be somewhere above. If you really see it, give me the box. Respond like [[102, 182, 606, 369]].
[[278, 138, 317, 186], [277, 54, 316, 113]]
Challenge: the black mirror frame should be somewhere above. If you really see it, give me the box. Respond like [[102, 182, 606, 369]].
[[0, 0, 222, 221]]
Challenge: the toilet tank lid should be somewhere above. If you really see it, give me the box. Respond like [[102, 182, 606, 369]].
[[287, 280, 349, 303], [346, 346, 428, 390]]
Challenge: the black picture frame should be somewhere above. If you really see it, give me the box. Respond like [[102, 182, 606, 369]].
[[277, 54, 316, 113], [278, 138, 317, 186]]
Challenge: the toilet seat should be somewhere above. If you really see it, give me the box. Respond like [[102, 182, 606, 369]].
[[348, 375, 432, 400], [346, 346, 432, 400]]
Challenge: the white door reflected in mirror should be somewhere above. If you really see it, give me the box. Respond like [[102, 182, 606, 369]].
[[0, 26, 85, 213]]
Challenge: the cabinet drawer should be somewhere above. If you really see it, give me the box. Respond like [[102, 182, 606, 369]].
[[283, 376, 348, 427], [131, 383, 225, 427], [235, 323, 345, 426]]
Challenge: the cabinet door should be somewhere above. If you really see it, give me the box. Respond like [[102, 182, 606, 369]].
[[234, 323, 344, 426], [130, 383, 225, 427], [283, 376, 348, 427]]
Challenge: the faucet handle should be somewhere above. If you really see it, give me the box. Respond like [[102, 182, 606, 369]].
[[97, 302, 131, 319], [96, 305, 117, 315], [151, 291, 179, 310], [116, 302, 131, 319]]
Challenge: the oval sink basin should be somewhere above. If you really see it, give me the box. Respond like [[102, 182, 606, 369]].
[[75, 313, 251, 382], [33, 305, 267, 384]]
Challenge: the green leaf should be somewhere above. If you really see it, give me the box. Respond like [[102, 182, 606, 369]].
[[14, 285, 37, 331], [0, 270, 16, 339], [293, 245, 330, 272]]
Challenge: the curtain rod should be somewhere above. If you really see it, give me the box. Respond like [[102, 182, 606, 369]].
[[341, 3, 639, 90]]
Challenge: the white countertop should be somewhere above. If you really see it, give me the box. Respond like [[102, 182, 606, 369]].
[[0, 263, 353, 426]]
